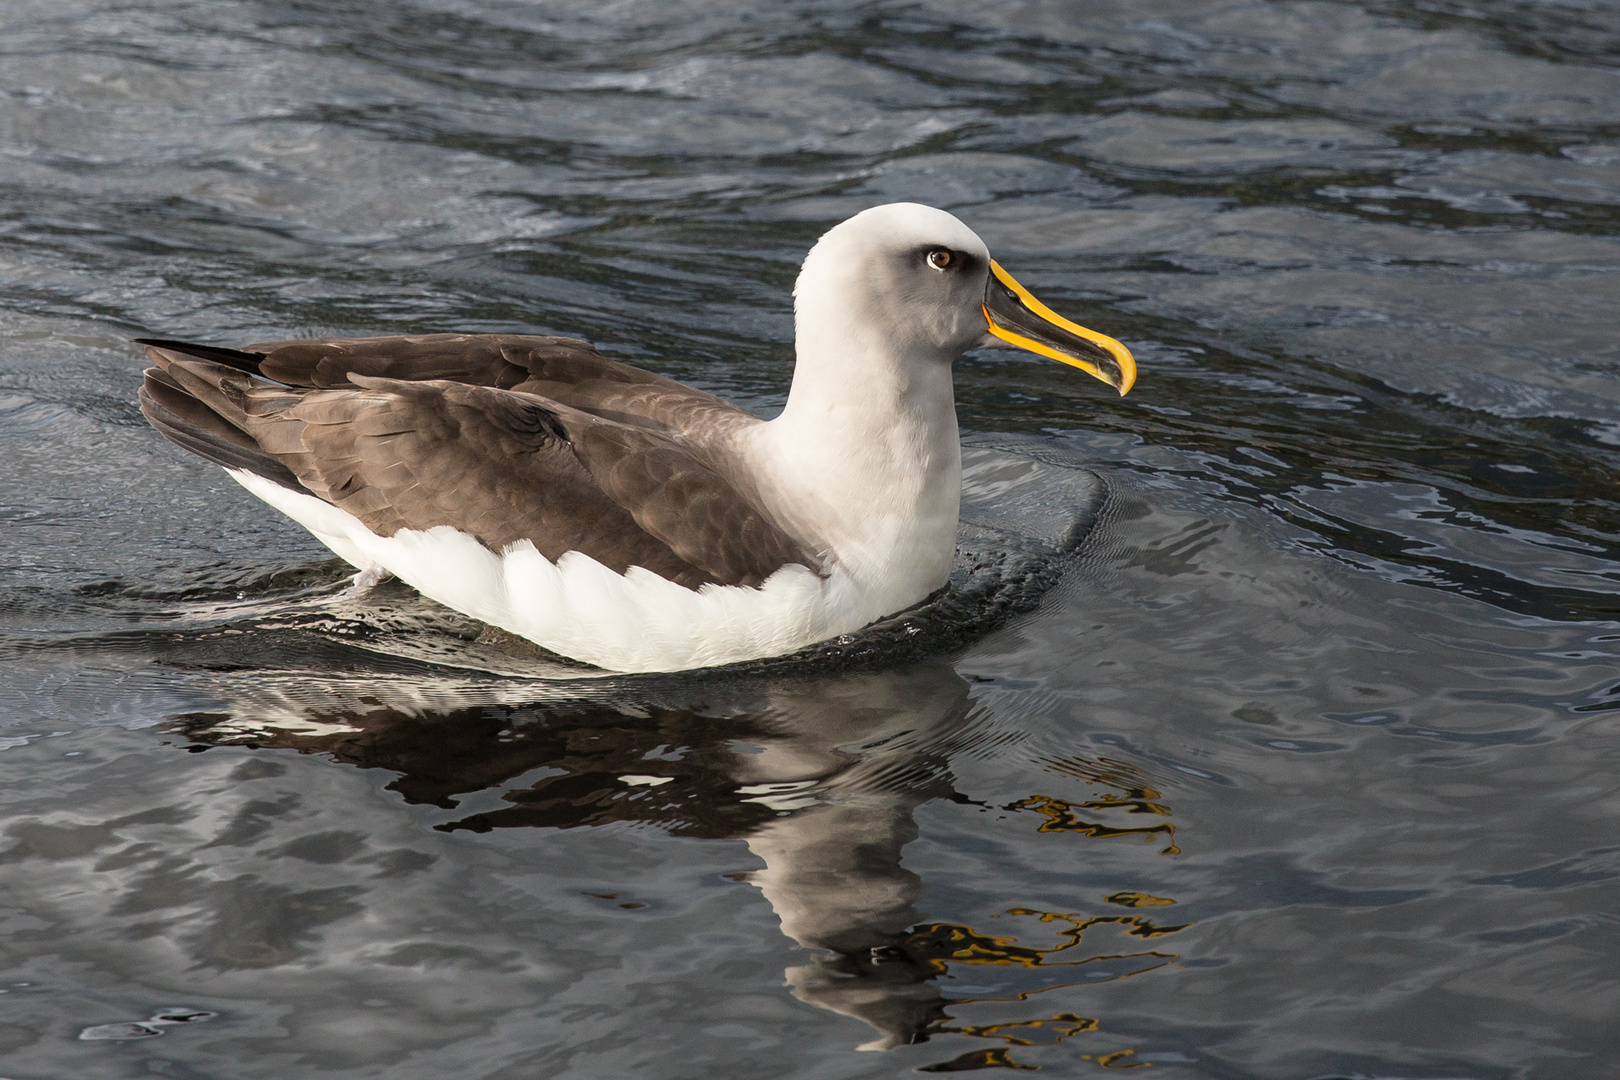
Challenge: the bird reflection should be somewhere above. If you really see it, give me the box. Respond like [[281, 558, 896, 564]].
[[173, 661, 1180, 1058], [174, 663, 964, 1048], [728, 667, 968, 1050]]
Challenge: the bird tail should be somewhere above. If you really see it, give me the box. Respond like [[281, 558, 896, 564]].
[[137, 340, 302, 489]]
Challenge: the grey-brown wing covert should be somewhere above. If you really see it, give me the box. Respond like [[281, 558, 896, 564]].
[[136, 336, 821, 590]]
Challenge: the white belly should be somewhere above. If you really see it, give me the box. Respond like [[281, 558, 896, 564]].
[[228, 470, 902, 673]]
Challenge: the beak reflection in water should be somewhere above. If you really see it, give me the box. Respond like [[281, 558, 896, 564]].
[[178, 662, 1187, 1066], [983, 260, 1137, 396]]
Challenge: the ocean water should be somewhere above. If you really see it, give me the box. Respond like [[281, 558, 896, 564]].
[[1, 2, 1618, 1077]]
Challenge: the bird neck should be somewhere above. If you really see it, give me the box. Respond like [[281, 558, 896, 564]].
[[781, 329, 955, 431], [750, 325, 962, 592]]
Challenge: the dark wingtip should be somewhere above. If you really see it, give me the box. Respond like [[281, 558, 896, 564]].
[[137, 378, 303, 491], [135, 338, 268, 372]]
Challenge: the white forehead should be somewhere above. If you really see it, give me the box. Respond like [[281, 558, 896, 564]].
[[810, 202, 989, 262]]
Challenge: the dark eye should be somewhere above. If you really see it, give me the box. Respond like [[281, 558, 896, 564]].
[[926, 248, 955, 271]]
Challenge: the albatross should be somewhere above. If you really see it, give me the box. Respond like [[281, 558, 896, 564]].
[[137, 202, 1136, 673]]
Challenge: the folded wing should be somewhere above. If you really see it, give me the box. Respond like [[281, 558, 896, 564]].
[[137, 338, 819, 590], [138, 332, 750, 436]]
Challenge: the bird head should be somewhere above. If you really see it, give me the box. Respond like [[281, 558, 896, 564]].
[[794, 202, 1135, 395]]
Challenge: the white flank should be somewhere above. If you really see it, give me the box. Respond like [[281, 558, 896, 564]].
[[228, 470, 874, 673]]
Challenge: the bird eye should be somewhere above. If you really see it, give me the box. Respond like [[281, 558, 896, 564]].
[[926, 248, 955, 271]]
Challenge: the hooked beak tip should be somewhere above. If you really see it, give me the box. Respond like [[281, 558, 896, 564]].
[[983, 260, 1138, 398]]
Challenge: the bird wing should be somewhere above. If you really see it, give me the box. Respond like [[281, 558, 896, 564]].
[[135, 332, 753, 436], [138, 342, 818, 589]]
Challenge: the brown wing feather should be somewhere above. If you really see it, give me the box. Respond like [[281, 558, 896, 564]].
[[526, 398, 820, 585], [233, 334, 752, 438], [239, 334, 560, 390], [140, 342, 819, 590]]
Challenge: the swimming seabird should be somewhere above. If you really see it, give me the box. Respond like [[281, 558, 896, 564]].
[[137, 202, 1136, 673]]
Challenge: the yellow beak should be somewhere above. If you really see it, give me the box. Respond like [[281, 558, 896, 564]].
[[982, 259, 1137, 396]]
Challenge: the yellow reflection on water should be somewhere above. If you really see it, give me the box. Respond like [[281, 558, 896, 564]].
[[1104, 892, 1176, 908], [1080, 1048, 1150, 1068], [1012, 755, 1181, 854], [919, 1046, 1041, 1072], [1046, 756, 1174, 815], [948, 1012, 1099, 1045], [908, 906, 1191, 1071], [1013, 796, 1180, 853]]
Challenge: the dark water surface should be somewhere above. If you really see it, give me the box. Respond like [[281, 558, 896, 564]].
[[3, 1, 1619, 1077]]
